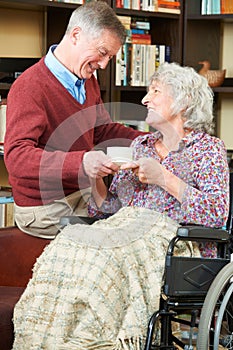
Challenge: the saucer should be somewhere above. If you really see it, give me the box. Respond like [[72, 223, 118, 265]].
[[111, 157, 132, 166]]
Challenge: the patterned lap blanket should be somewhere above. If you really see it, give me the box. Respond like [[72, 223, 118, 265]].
[[13, 207, 198, 350]]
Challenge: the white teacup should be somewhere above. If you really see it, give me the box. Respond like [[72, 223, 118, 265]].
[[107, 147, 133, 165]]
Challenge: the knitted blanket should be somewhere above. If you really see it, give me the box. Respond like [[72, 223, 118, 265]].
[[13, 207, 198, 350]]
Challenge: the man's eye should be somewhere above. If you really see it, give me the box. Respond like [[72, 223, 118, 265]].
[[99, 50, 107, 57]]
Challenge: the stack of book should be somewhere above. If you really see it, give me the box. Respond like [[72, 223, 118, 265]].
[[157, 0, 181, 14], [201, 0, 233, 14], [116, 0, 158, 11]]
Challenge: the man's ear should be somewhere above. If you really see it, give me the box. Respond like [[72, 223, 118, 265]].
[[70, 26, 81, 44]]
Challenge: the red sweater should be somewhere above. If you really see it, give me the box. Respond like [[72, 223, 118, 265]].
[[4, 58, 142, 206]]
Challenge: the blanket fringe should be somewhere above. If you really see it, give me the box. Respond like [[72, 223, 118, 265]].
[[58, 336, 145, 350]]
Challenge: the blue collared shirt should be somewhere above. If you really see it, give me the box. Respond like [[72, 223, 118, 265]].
[[44, 45, 86, 104]]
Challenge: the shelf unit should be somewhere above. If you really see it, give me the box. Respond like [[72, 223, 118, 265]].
[[183, 0, 233, 147]]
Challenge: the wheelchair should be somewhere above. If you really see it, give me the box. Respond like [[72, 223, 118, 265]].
[[60, 172, 233, 350], [144, 171, 233, 350]]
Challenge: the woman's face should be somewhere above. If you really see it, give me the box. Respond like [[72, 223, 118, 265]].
[[69, 28, 121, 80], [142, 80, 175, 129]]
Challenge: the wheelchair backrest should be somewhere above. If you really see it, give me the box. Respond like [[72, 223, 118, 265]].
[[227, 172, 233, 234]]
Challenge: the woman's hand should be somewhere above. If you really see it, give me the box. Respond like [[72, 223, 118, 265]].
[[121, 158, 165, 186], [121, 157, 187, 202]]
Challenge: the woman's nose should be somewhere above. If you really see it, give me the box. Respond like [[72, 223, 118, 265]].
[[141, 93, 149, 106]]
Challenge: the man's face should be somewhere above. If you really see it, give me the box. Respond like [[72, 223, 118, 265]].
[[70, 28, 122, 80]]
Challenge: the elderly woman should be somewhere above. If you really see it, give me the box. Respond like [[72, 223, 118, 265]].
[[12, 63, 229, 350]]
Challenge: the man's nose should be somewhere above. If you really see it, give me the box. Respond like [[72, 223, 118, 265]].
[[98, 56, 110, 70]]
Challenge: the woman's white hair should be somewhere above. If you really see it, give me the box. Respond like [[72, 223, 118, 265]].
[[150, 62, 214, 134]]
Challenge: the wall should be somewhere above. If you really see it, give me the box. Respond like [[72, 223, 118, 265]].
[[219, 22, 233, 150], [0, 7, 45, 58]]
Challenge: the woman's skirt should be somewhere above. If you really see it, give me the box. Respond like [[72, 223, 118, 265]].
[[12, 207, 198, 350]]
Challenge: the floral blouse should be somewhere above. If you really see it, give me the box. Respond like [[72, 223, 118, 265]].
[[88, 130, 230, 257]]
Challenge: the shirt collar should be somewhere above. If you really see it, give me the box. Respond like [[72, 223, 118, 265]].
[[44, 44, 85, 89], [145, 130, 205, 151]]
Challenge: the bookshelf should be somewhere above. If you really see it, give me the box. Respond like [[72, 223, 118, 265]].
[[1, 0, 232, 139], [183, 0, 233, 149]]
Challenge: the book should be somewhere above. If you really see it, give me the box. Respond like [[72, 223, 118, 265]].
[[0, 103, 6, 145], [131, 33, 152, 44], [157, 6, 180, 13], [116, 0, 124, 8], [0, 202, 14, 227], [159, 44, 166, 64], [201, 0, 207, 14], [123, 0, 131, 9], [123, 42, 132, 86], [158, 0, 180, 7], [140, 44, 147, 86], [117, 15, 131, 30], [131, 44, 141, 86], [212, 0, 221, 14], [165, 45, 171, 63], [221, 0, 226, 13], [204, 0, 221, 14], [115, 47, 123, 86], [147, 45, 156, 83], [131, 18, 151, 31], [131, 0, 141, 10], [0, 190, 14, 228], [223, 0, 233, 13]]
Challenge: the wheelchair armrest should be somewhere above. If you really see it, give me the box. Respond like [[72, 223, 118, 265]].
[[59, 216, 100, 227], [177, 225, 229, 242]]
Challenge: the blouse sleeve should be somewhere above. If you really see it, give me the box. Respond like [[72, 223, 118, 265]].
[[181, 139, 229, 228], [88, 169, 137, 218]]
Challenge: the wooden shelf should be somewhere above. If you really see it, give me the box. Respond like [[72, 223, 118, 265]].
[[115, 7, 181, 19], [187, 14, 233, 21]]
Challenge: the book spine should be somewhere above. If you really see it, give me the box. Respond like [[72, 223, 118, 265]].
[[201, 0, 207, 14], [115, 48, 123, 86], [221, 0, 226, 13], [0, 104, 7, 145], [158, 0, 180, 6], [131, 44, 141, 86], [165, 45, 171, 63], [211, 0, 220, 14], [206, 0, 212, 14]]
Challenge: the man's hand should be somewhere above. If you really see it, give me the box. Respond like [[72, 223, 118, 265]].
[[83, 151, 120, 179]]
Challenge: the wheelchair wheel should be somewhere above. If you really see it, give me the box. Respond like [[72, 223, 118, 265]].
[[197, 262, 233, 349]]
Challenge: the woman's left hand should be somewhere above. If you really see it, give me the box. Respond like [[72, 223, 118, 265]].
[[121, 158, 165, 185]]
